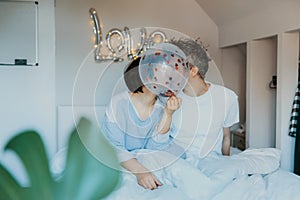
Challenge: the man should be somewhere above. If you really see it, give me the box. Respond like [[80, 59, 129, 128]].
[[169, 38, 239, 158], [104, 41, 279, 199]]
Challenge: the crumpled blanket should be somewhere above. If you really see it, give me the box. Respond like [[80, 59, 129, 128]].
[[104, 148, 283, 200]]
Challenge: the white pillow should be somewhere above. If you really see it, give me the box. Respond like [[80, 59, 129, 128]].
[[190, 148, 281, 177]]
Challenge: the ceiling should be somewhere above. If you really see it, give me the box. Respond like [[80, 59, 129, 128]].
[[195, 0, 288, 26]]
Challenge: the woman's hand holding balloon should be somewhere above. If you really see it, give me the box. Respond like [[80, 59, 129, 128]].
[[157, 95, 181, 134], [165, 95, 182, 116]]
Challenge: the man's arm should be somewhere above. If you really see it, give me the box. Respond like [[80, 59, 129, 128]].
[[222, 127, 231, 156]]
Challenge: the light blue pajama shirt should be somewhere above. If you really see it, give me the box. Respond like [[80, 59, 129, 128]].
[[102, 91, 177, 162]]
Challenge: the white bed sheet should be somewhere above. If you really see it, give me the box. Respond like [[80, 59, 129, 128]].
[[213, 169, 300, 200], [55, 108, 300, 199], [103, 148, 300, 200]]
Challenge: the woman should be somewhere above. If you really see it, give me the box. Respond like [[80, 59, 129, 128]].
[[102, 57, 181, 190]]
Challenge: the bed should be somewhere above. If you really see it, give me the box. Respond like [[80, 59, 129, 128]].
[[133, 170, 299, 200], [55, 106, 300, 200], [101, 148, 300, 200]]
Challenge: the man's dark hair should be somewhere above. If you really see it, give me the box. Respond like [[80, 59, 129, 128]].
[[124, 57, 144, 93]]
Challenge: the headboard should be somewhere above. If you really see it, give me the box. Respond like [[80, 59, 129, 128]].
[[57, 105, 107, 150]]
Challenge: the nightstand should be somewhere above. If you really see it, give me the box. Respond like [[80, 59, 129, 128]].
[[231, 130, 246, 151]]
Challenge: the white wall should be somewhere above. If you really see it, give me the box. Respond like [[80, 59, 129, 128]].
[[219, 0, 300, 48], [218, 1, 300, 171], [55, 0, 221, 107], [0, 0, 219, 182], [0, 0, 56, 184], [221, 45, 246, 124], [246, 38, 277, 149]]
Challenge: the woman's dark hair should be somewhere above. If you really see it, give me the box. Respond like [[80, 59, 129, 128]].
[[124, 57, 144, 93]]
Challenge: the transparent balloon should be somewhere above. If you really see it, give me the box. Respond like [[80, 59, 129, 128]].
[[139, 43, 189, 97]]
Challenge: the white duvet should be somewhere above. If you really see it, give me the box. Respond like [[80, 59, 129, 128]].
[[104, 148, 300, 200]]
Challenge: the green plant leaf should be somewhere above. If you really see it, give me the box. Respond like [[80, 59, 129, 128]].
[[4, 131, 54, 200], [0, 163, 23, 200], [57, 117, 121, 200], [0, 117, 120, 200]]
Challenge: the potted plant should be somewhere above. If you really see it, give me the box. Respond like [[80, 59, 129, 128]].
[[0, 117, 120, 200]]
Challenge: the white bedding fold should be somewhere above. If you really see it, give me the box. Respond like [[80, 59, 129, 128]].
[[189, 148, 281, 177], [105, 148, 281, 200]]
